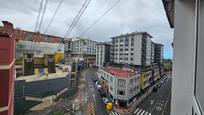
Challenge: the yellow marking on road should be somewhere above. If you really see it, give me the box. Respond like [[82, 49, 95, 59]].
[[87, 102, 95, 115]]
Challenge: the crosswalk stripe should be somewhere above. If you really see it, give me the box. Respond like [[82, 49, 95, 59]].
[[134, 108, 140, 114], [136, 109, 143, 115], [144, 112, 149, 115], [110, 111, 116, 115], [140, 111, 145, 115]]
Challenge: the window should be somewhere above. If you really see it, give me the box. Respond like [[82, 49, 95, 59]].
[[131, 58, 134, 61], [129, 88, 134, 94], [131, 48, 134, 51], [110, 76, 113, 83], [117, 90, 125, 96], [110, 86, 113, 91], [125, 49, 128, 51], [124, 58, 128, 61], [120, 38, 123, 42], [129, 79, 133, 85], [124, 53, 128, 55], [118, 79, 126, 87], [131, 42, 134, 46], [131, 53, 134, 55], [120, 48, 123, 51]]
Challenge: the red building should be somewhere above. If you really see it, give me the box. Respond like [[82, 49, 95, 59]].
[[0, 21, 15, 115]]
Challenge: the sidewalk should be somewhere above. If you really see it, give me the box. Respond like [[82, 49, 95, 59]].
[[15, 68, 68, 82]]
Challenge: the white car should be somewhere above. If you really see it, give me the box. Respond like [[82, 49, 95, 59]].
[[95, 82, 102, 90], [102, 97, 109, 104]]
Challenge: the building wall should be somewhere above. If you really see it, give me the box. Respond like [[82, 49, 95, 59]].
[[96, 43, 111, 67], [16, 40, 64, 58], [151, 42, 155, 63], [171, 0, 199, 115], [98, 67, 140, 102], [154, 43, 163, 64], [0, 21, 15, 115], [71, 38, 96, 55], [111, 32, 152, 66]]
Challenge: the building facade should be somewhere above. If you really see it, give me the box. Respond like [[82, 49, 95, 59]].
[[154, 43, 164, 64], [111, 32, 152, 66], [96, 42, 112, 67], [0, 21, 15, 115], [71, 38, 97, 66], [151, 42, 155, 63], [97, 67, 140, 108], [163, 0, 204, 114], [14, 29, 64, 58]]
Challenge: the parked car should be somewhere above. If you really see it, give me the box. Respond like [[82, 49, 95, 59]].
[[95, 82, 102, 90], [99, 90, 105, 97], [102, 97, 109, 104]]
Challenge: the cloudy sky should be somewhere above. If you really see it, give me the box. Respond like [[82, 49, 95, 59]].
[[0, 0, 173, 58]]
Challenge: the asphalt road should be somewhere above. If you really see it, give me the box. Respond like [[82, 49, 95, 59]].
[[134, 73, 172, 115], [84, 68, 108, 115]]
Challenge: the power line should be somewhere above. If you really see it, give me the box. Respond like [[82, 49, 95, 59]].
[[38, 0, 48, 32], [31, 0, 44, 50], [33, 0, 49, 51], [34, 0, 44, 32], [64, 0, 91, 39], [65, 0, 91, 38], [44, 0, 64, 33], [79, 0, 121, 37]]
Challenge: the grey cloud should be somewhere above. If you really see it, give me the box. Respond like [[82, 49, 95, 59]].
[[0, 0, 173, 58]]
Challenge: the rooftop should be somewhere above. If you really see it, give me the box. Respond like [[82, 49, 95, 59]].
[[111, 31, 153, 39], [103, 66, 137, 78]]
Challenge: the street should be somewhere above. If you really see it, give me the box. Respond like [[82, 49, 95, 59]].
[[133, 73, 172, 115], [83, 68, 108, 115]]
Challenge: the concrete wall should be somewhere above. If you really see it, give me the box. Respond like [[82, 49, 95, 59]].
[[171, 0, 197, 115]]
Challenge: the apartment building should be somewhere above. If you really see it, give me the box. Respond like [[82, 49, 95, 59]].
[[111, 32, 152, 66], [140, 70, 153, 91], [96, 42, 112, 67], [163, 0, 204, 114], [97, 66, 140, 108], [70, 37, 97, 66], [154, 43, 164, 64]]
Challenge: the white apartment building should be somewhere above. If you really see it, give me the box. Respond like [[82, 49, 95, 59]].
[[111, 32, 152, 66], [66, 37, 97, 65], [163, 0, 204, 115], [71, 37, 97, 56], [97, 66, 140, 108], [96, 42, 112, 67]]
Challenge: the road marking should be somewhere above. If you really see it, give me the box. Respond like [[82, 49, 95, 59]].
[[134, 108, 151, 115], [144, 111, 149, 115], [137, 109, 143, 115], [134, 108, 140, 114], [161, 91, 171, 115], [150, 100, 158, 113], [110, 111, 118, 115], [93, 94, 95, 101], [140, 110, 145, 115]]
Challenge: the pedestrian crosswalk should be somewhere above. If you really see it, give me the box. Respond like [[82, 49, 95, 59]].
[[134, 108, 151, 115], [109, 111, 119, 115]]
